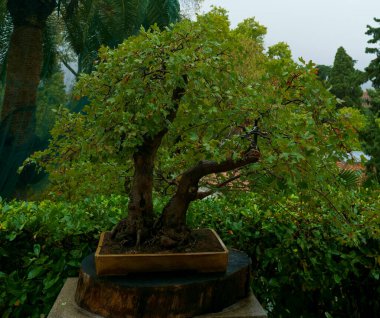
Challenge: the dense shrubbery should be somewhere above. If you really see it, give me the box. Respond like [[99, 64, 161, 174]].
[[0, 196, 126, 318], [1, 191, 379, 317], [188, 191, 380, 318]]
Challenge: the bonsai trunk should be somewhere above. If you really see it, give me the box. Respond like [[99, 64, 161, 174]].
[[110, 74, 261, 248], [119, 147, 157, 244], [111, 131, 168, 244]]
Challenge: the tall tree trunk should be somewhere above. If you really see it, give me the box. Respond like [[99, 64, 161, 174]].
[[0, 0, 56, 198], [1, 25, 43, 145]]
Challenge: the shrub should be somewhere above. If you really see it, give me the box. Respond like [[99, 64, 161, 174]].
[[187, 191, 380, 318], [0, 196, 126, 318], [1, 191, 379, 317]]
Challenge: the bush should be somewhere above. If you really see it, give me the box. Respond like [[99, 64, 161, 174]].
[[0, 196, 126, 318], [187, 191, 380, 318], [1, 191, 379, 317]]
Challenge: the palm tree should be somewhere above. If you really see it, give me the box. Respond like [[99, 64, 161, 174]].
[[0, 0, 185, 198], [0, 0, 56, 197], [60, 0, 181, 74]]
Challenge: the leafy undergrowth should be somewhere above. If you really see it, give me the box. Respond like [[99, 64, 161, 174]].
[[0, 196, 126, 318], [0, 191, 379, 318], [188, 190, 380, 318]]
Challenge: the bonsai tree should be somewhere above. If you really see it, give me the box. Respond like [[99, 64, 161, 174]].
[[30, 9, 354, 247]]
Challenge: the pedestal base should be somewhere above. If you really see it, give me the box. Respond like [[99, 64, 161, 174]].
[[76, 250, 254, 317], [48, 278, 267, 318]]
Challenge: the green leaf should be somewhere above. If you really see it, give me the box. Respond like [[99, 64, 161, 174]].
[[43, 275, 60, 290], [333, 274, 342, 284], [33, 244, 41, 257], [27, 267, 45, 280]]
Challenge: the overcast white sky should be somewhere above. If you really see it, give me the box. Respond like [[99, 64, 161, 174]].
[[200, 0, 380, 72]]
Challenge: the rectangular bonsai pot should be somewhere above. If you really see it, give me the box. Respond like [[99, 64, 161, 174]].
[[95, 229, 228, 276]]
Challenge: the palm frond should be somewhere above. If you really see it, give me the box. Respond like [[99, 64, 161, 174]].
[[338, 169, 362, 187], [62, 0, 181, 74], [0, 0, 7, 21], [144, 0, 180, 29], [98, 0, 147, 47], [41, 15, 60, 79]]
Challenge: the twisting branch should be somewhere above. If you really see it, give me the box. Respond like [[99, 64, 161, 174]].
[[159, 149, 261, 230]]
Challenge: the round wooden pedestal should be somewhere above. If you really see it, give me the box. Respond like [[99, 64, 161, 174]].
[[75, 250, 251, 318]]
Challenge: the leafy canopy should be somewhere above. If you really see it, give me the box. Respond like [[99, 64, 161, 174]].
[[30, 9, 356, 203]]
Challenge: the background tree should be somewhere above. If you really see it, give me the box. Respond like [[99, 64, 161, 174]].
[[30, 10, 356, 247], [365, 17, 380, 88], [0, 0, 57, 198], [0, 0, 195, 198], [328, 46, 365, 108], [60, 0, 181, 75], [316, 64, 331, 82], [360, 17, 380, 183]]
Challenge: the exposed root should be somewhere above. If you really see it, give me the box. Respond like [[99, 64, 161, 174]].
[[110, 218, 192, 250]]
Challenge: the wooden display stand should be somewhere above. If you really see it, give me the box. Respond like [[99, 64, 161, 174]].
[[75, 250, 252, 318]]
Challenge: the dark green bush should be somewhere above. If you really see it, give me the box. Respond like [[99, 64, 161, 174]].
[[187, 191, 380, 318], [1, 191, 379, 317], [0, 196, 126, 318]]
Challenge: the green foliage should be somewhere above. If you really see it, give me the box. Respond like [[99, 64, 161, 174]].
[[1, 190, 378, 317], [35, 70, 67, 140], [367, 88, 380, 115], [0, 195, 127, 318], [365, 17, 380, 89], [338, 107, 367, 131], [328, 47, 365, 108], [360, 112, 380, 182], [316, 64, 332, 82], [234, 17, 267, 44], [188, 191, 380, 318], [61, 0, 181, 74], [30, 10, 357, 206], [267, 42, 292, 60]]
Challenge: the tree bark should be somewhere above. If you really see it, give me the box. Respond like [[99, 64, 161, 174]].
[[1, 0, 56, 144], [1, 25, 43, 145], [160, 149, 261, 232], [115, 136, 163, 243], [112, 83, 187, 244], [0, 0, 56, 198]]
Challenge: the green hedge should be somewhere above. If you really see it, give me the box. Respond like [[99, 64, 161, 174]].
[[0, 196, 126, 318], [0, 192, 379, 317], [188, 192, 380, 318]]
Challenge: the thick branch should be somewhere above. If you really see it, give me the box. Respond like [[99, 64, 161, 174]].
[[160, 149, 260, 231]]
